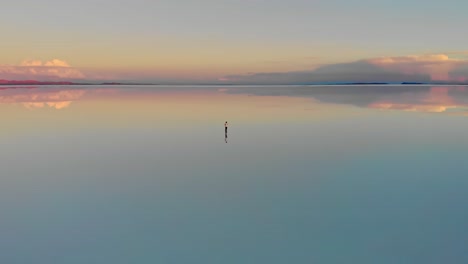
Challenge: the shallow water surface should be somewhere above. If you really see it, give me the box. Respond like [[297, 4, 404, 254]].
[[1, 85, 468, 264]]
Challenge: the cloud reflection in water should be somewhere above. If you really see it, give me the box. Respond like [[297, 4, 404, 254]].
[[221, 85, 468, 115]]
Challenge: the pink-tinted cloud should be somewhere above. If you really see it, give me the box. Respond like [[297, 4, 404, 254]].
[[367, 54, 467, 81], [449, 63, 468, 82], [21, 101, 72, 110], [0, 59, 85, 81]]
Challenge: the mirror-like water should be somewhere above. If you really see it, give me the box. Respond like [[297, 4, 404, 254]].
[[1, 85, 467, 264]]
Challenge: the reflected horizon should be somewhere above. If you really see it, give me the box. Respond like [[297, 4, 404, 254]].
[[1, 85, 468, 115]]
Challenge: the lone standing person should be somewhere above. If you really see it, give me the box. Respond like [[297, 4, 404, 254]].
[[225, 121, 228, 134]]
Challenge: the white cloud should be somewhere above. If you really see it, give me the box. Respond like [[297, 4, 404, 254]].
[[20, 60, 44, 67], [0, 59, 85, 80], [43, 59, 71, 67]]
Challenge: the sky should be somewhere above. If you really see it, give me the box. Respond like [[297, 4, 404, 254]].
[[1, 0, 468, 83]]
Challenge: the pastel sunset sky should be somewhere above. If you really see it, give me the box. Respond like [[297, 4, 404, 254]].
[[1, 0, 468, 83]]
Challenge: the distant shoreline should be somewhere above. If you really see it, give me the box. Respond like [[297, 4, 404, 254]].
[[1, 80, 468, 86]]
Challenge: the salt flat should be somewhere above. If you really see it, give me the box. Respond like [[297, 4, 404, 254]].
[[1, 85, 467, 264]]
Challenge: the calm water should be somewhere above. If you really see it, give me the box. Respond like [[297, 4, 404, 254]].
[[1, 85, 467, 264]]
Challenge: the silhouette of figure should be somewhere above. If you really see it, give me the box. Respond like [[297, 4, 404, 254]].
[[224, 121, 228, 143]]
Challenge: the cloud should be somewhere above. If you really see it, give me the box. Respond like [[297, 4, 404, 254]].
[[20, 60, 44, 67], [0, 59, 85, 81], [449, 64, 468, 82], [222, 54, 468, 84], [21, 101, 72, 110], [444, 51, 468, 57], [43, 59, 71, 67], [367, 54, 466, 81], [223, 60, 431, 84]]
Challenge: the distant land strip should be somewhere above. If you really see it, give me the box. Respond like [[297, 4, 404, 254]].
[[1, 79, 468, 86]]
